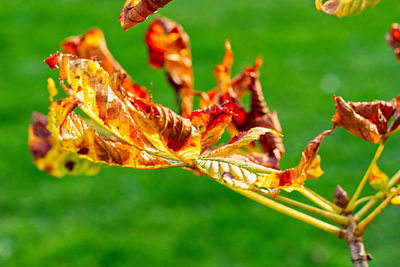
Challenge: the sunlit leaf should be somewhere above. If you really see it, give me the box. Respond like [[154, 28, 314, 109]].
[[315, 0, 381, 18], [368, 162, 389, 192], [254, 130, 332, 191], [47, 95, 184, 169], [119, 0, 173, 30], [146, 17, 194, 117], [195, 156, 276, 190], [61, 28, 148, 99], [190, 104, 234, 150], [45, 53, 202, 162], [332, 95, 399, 143], [29, 112, 100, 177], [204, 127, 279, 158]]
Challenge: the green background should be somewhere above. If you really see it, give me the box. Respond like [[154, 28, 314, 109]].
[[0, 0, 399, 266]]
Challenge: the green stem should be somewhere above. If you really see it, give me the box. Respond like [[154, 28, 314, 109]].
[[301, 187, 341, 213], [355, 169, 400, 221], [354, 196, 377, 208], [346, 142, 385, 213], [257, 189, 349, 225], [233, 188, 344, 237], [357, 186, 400, 234]]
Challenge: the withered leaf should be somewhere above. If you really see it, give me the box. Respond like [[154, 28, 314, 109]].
[[315, 0, 381, 18], [119, 0, 173, 31], [61, 28, 148, 99], [203, 127, 279, 158], [254, 130, 332, 191], [146, 17, 194, 117], [190, 104, 234, 150], [29, 112, 100, 177], [332, 95, 399, 143], [201, 42, 284, 168], [45, 53, 203, 163], [386, 23, 400, 63]]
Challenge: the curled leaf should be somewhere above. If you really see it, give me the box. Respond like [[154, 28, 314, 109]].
[[146, 17, 194, 117], [204, 127, 279, 158], [61, 28, 147, 99], [315, 0, 381, 18], [120, 0, 173, 31], [29, 112, 100, 177], [368, 162, 389, 192], [332, 96, 399, 143], [129, 97, 201, 162], [190, 104, 234, 150], [254, 130, 332, 191]]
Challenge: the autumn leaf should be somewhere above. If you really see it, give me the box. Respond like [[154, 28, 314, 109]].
[[190, 104, 235, 150], [29, 112, 100, 177], [146, 17, 194, 117], [120, 0, 173, 31], [254, 130, 332, 191], [315, 0, 381, 18], [47, 94, 184, 170], [390, 187, 400, 206], [61, 28, 148, 99], [332, 95, 400, 143], [203, 127, 279, 158], [199, 42, 284, 168], [386, 23, 400, 63]]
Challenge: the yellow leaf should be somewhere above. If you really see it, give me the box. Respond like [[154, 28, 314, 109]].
[[368, 162, 389, 192], [316, 0, 381, 18]]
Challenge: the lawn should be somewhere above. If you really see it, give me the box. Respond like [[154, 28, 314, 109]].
[[0, 0, 399, 266]]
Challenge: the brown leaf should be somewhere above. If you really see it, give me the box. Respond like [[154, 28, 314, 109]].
[[146, 17, 194, 117], [332, 96, 399, 143], [119, 0, 173, 31], [61, 28, 148, 99]]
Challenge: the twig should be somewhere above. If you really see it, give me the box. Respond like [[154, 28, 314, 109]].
[[233, 188, 344, 237], [347, 216, 371, 267], [346, 143, 385, 212], [301, 187, 342, 213], [257, 189, 349, 226], [357, 186, 400, 234]]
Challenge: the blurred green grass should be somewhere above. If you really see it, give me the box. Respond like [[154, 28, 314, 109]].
[[0, 0, 399, 266]]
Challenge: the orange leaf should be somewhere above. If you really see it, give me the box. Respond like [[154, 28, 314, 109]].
[[146, 17, 194, 117], [47, 96, 183, 169], [61, 28, 148, 99], [255, 130, 332, 191], [190, 104, 234, 150], [119, 0, 173, 31]]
